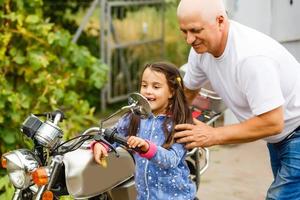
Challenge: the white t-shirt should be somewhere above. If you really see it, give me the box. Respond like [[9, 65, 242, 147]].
[[184, 20, 300, 143]]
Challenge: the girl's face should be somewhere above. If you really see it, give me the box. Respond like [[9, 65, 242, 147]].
[[140, 68, 173, 116]]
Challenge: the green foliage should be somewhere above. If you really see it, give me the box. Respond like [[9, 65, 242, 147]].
[[0, 0, 108, 155], [0, 175, 14, 200], [164, 3, 190, 67]]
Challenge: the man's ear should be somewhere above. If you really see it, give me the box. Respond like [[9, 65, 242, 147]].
[[216, 15, 225, 30]]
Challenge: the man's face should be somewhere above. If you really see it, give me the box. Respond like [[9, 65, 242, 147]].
[[178, 13, 221, 56]]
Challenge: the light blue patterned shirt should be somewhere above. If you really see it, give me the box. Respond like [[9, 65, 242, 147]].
[[116, 114, 196, 200]]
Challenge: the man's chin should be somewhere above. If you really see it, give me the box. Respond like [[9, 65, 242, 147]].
[[192, 46, 207, 54]]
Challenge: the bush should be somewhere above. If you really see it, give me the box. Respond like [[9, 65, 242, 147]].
[[0, 0, 108, 154]]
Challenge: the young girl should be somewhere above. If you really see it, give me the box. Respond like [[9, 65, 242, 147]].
[[92, 62, 196, 200]]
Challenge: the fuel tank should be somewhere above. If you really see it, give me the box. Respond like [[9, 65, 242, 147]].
[[63, 146, 135, 199]]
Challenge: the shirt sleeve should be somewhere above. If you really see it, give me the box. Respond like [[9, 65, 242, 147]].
[[148, 142, 187, 169], [237, 56, 284, 115], [183, 48, 208, 90]]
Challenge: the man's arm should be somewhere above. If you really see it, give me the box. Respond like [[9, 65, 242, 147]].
[[216, 106, 284, 144], [184, 87, 200, 105], [175, 106, 284, 148]]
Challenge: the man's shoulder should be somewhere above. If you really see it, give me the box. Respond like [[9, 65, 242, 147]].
[[229, 21, 283, 62]]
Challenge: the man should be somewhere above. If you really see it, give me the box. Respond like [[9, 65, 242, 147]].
[[174, 0, 300, 199]]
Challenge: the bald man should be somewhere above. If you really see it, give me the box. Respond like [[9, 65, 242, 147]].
[[174, 0, 300, 199]]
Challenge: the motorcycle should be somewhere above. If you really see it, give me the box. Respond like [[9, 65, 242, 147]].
[[1, 93, 151, 200], [1, 92, 213, 200]]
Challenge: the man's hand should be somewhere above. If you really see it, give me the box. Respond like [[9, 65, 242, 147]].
[[127, 136, 149, 152], [174, 118, 220, 149]]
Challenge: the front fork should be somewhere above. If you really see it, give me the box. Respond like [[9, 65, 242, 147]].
[[35, 155, 64, 200], [12, 189, 21, 200], [12, 186, 37, 200]]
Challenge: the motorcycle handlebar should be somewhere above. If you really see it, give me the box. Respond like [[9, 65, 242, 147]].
[[34, 110, 66, 123], [102, 128, 144, 153]]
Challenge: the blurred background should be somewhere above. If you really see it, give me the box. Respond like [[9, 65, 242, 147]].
[[0, 0, 299, 199]]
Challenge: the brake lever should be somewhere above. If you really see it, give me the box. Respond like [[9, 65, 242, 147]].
[[94, 134, 120, 157]]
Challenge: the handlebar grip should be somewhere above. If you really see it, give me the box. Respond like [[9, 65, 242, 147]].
[[112, 134, 128, 147], [103, 128, 144, 153], [113, 134, 144, 153]]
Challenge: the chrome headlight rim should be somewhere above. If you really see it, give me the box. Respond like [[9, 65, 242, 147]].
[[8, 170, 30, 189], [3, 149, 40, 189]]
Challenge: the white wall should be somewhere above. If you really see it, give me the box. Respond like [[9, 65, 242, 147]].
[[225, 0, 272, 35], [224, 0, 300, 61], [281, 41, 300, 62]]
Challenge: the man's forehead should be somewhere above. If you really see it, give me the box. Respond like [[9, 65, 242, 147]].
[[178, 16, 205, 29]]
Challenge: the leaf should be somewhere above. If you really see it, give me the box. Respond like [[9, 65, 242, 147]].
[[47, 32, 55, 44], [25, 15, 40, 24], [16, 14, 24, 26], [53, 88, 64, 100], [1, 131, 16, 145], [13, 55, 26, 64], [28, 50, 49, 70], [15, 0, 24, 9], [0, 98, 5, 109], [38, 23, 53, 36], [51, 31, 71, 47], [0, 115, 4, 123], [11, 49, 26, 64], [0, 33, 12, 59], [64, 91, 79, 105], [38, 95, 48, 103], [11, 111, 21, 122], [20, 94, 30, 109], [9, 48, 17, 57], [0, 175, 14, 199]]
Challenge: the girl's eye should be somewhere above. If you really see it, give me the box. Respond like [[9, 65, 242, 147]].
[[141, 84, 147, 88], [153, 85, 160, 89]]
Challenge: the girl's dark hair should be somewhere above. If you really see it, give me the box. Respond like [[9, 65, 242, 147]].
[[128, 62, 192, 149]]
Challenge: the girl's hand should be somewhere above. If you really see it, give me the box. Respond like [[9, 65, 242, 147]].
[[93, 143, 108, 167], [127, 136, 149, 152]]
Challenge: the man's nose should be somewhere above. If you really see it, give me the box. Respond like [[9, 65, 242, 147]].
[[186, 32, 195, 45]]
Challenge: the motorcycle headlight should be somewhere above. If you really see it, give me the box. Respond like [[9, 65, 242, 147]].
[[3, 149, 40, 189], [9, 170, 28, 189]]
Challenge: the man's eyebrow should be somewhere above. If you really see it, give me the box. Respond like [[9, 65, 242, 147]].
[[191, 27, 204, 32], [181, 27, 204, 32]]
